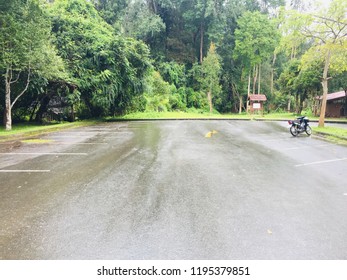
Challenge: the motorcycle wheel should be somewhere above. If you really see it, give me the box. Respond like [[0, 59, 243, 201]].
[[305, 125, 312, 136], [290, 125, 298, 137]]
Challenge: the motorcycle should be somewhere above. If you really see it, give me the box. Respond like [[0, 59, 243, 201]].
[[288, 116, 312, 137]]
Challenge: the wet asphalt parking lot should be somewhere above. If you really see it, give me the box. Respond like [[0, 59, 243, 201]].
[[0, 120, 346, 259]]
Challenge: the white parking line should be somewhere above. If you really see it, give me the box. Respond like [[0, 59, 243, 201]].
[[47, 142, 107, 145], [295, 157, 347, 167], [0, 152, 88, 156], [284, 144, 331, 150], [45, 136, 92, 138], [0, 170, 51, 173]]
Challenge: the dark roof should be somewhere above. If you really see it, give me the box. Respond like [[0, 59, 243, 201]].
[[249, 94, 267, 101], [317, 91, 346, 100]]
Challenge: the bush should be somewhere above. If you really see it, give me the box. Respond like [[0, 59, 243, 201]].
[[186, 88, 208, 110]]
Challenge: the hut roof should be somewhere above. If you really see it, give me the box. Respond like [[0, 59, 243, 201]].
[[317, 91, 346, 100], [248, 94, 267, 101]]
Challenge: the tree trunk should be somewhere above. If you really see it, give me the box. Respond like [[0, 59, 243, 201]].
[[271, 53, 277, 95], [4, 96, 12, 131], [149, 0, 158, 14], [318, 50, 332, 128], [239, 96, 243, 114], [295, 94, 299, 114], [247, 73, 251, 113], [200, 21, 204, 64], [70, 104, 75, 122], [207, 91, 212, 113], [291, 46, 296, 60], [4, 68, 12, 130], [252, 65, 258, 95], [3, 67, 31, 130], [29, 100, 40, 121], [258, 63, 261, 94]]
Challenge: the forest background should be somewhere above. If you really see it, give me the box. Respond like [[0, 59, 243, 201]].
[[1, 0, 347, 130]]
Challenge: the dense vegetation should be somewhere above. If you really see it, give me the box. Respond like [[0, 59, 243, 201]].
[[1, 0, 347, 129]]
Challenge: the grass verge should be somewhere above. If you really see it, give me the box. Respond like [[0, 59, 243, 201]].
[[0, 121, 98, 142], [110, 111, 238, 120], [313, 126, 347, 145], [110, 111, 302, 120]]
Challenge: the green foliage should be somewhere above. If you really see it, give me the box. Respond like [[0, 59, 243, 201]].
[[0, 0, 65, 78], [296, 0, 347, 75], [278, 58, 322, 113], [271, 90, 293, 111], [278, 59, 301, 96], [2, 0, 347, 124], [233, 11, 280, 69], [186, 88, 209, 110], [0, 0, 68, 129], [277, 8, 308, 59], [122, 0, 166, 41], [329, 71, 347, 92], [93, 0, 128, 26], [157, 61, 187, 88], [48, 0, 152, 116], [144, 71, 174, 112], [200, 43, 222, 108]]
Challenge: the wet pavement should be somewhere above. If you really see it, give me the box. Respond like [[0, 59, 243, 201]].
[[0, 121, 347, 259]]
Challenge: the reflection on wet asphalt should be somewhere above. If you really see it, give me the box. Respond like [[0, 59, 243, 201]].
[[1, 121, 347, 259]]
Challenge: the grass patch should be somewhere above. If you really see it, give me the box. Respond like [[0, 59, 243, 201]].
[[313, 126, 347, 138], [112, 111, 325, 121], [313, 126, 347, 145], [0, 123, 71, 136], [21, 139, 55, 144], [110, 111, 287, 120], [111, 111, 228, 120], [252, 112, 302, 120], [0, 120, 98, 142]]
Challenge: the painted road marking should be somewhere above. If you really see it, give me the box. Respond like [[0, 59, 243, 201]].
[[1, 142, 107, 145], [205, 130, 218, 138], [284, 144, 331, 150], [44, 135, 93, 138], [0, 170, 51, 173], [244, 136, 295, 143], [0, 152, 88, 156], [295, 157, 347, 167], [21, 139, 54, 144], [43, 142, 107, 145], [49, 132, 129, 138]]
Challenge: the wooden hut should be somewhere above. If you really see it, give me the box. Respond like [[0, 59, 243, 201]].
[[315, 91, 347, 118], [248, 94, 267, 114]]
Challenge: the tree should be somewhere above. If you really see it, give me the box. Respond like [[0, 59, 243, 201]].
[[0, 0, 64, 130], [200, 43, 221, 113], [233, 11, 280, 111], [182, 0, 220, 63], [279, 58, 321, 114], [299, 0, 347, 127], [92, 0, 128, 26], [122, 0, 166, 41], [144, 70, 175, 112], [48, 0, 152, 116]]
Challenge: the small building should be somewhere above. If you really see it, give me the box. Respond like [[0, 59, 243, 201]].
[[248, 94, 267, 114], [316, 91, 347, 118]]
